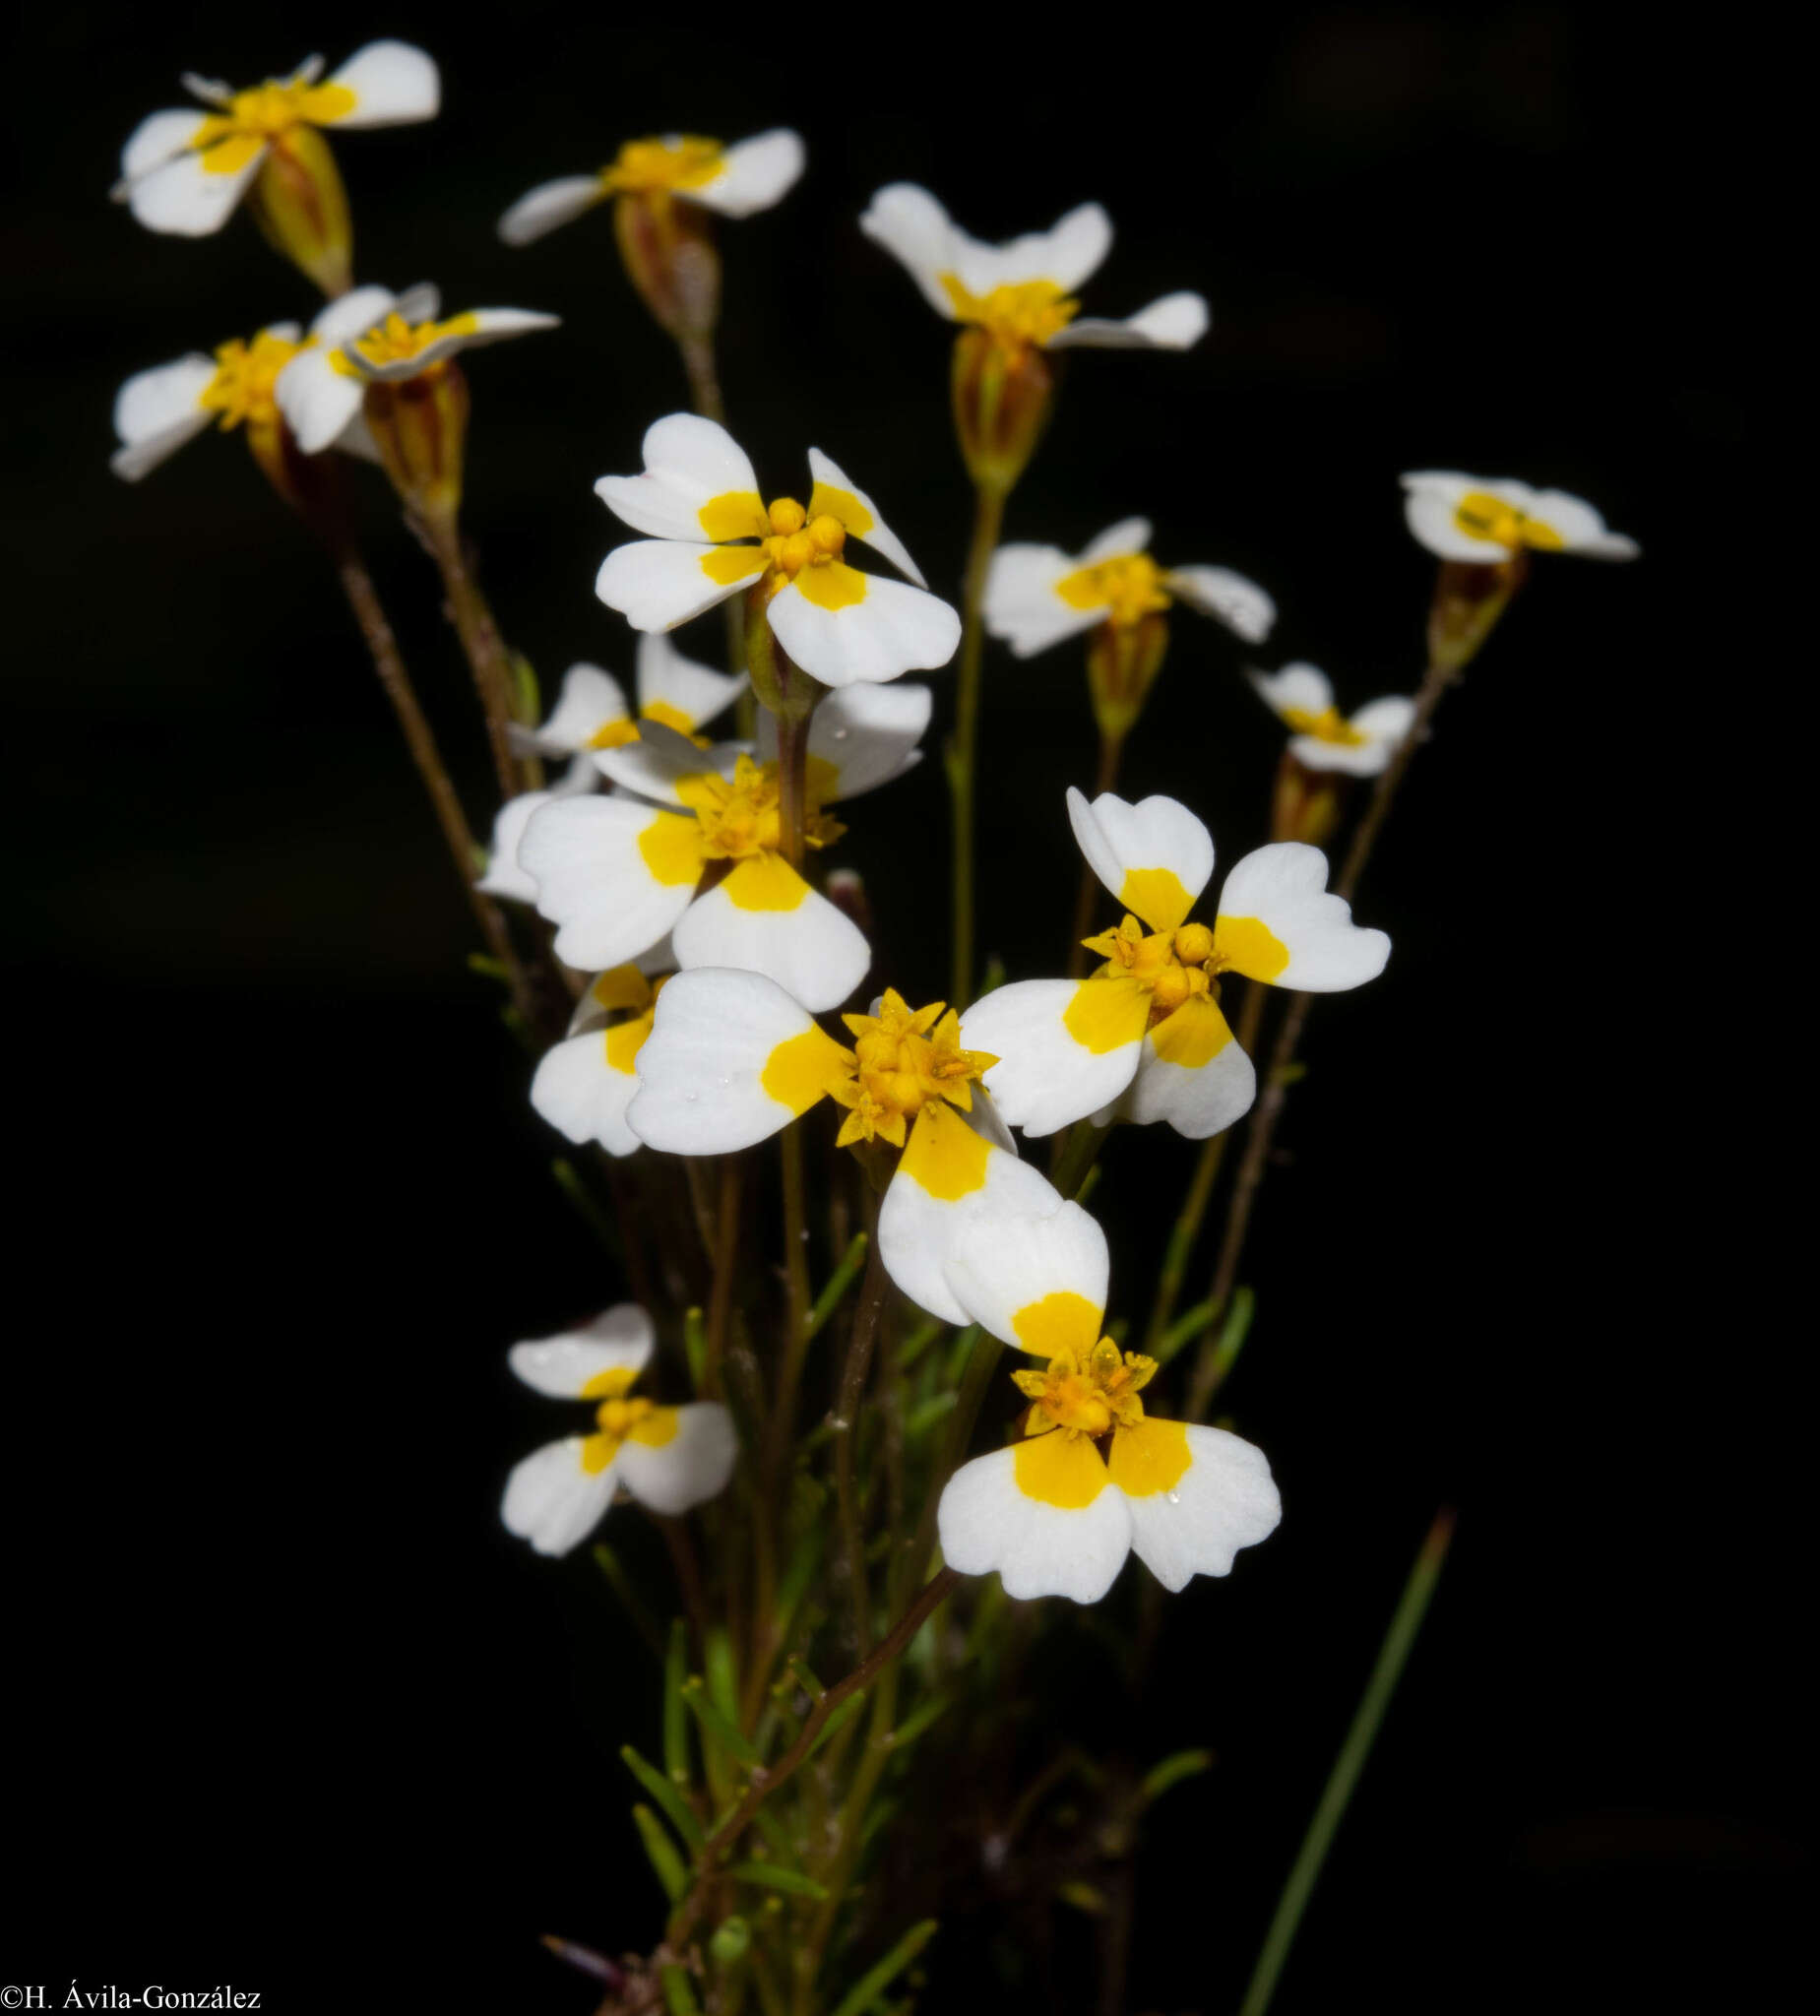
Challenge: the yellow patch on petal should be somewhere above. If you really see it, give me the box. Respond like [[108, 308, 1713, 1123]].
[[722, 852, 809, 913], [940, 275, 1079, 349], [602, 135, 724, 195], [587, 716, 640, 749], [1282, 704, 1366, 749], [1148, 995, 1233, 1069], [1212, 914, 1290, 983], [580, 1432, 618, 1475], [702, 545, 767, 588], [640, 700, 700, 737], [792, 561, 868, 611], [637, 811, 707, 888], [1106, 1417, 1192, 1499], [1056, 552, 1171, 629], [199, 130, 267, 176], [806, 478, 874, 538], [761, 1023, 856, 1116], [604, 1011, 654, 1075], [1012, 1292, 1104, 1361], [897, 1102, 990, 1202], [627, 1405, 680, 1448], [580, 1365, 641, 1401], [1119, 866, 1194, 933], [1452, 489, 1566, 553], [1013, 1430, 1110, 1509], [698, 489, 769, 541], [1062, 976, 1151, 1055], [592, 967, 653, 1014]]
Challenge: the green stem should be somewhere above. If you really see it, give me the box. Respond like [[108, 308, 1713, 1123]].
[[947, 481, 1009, 1005], [1236, 1509, 1456, 2016]]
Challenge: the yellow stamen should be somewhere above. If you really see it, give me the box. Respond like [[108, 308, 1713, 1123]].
[[827, 990, 997, 1151], [939, 275, 1079, 349], [1282, 704, 1366, 748], [1056, 552, 1172, 629], [198, 327, 307, 431], [600, 136, 724, 195], [191, 73, 358, 172]]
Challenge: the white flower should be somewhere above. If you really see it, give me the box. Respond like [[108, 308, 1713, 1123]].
[[626, 973, 1065, 1324], [1401, 472, 1639, 562], [275, 284, 557, 453], [1249, 663, 1415, 777], [475, 755, 599, 906], [986, 517, 1275, 657], [499, 129, 804, 246], [502, 1304, 735, 1555], [860, 185, 1208, 352], [935, 1204, 1280, 1604], [517, 684, 927, 1013], [114, 43, 438, 237], [530, 957, 672, 1159], [959, 790, 1389, 1141], [511, 633, 745, 762], [595, 415, 960, 689]]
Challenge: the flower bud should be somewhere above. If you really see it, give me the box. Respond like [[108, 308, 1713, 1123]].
[[246, 127, 353, 299], [1427, 552, 1528, 677], [363, 363, 471, 522], [1086, 611, 1169, 745], [951, 327, 1055, 495], [1270, 749, 1345, 848], [612, 191, 722, 343]]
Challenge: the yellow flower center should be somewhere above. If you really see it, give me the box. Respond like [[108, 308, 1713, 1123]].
[[1451, 489, 1567, 553], [601, 136, 725, 195], [1013, 1338, 1156, 1440], [746, 495, 849, 596], [673, 753, 842, 862], [939, 275, 1079, 349], [191, 76, 357, 174], [1055, 552, 1172, 629], [199, 328, 307, 430], [595, 1393, 656, 1439], [1082, 915, 1226, 1026], [330, 310, 481, 380], [1282, 704, 1366, 748], [825, 990, 998, 1151]]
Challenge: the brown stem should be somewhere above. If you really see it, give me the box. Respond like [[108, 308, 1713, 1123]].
[[421, 509, 529, 803], [704, 1158, 742, 1401], [664, 1567, 961, 1948]]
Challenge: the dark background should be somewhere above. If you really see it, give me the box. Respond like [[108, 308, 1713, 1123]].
[[6, 6, 1793, 2011]]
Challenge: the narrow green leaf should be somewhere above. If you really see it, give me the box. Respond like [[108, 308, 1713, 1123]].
[[553, 1159, 621, 1256], [803, 1687, 867, 1762], [510, 650, 540, 725], [905, 1391, 957, 1438], [591, 1543, 664, 1660], [466, 952, 509, 979], [895, 1317, 947, 1371], [805, 1231, 870, 1344], [1074, 1164, 1102, 1210], [1138, 1747, 1214, 1806], [826, 1918, 940, 2016], [749, 1802, 799, 1869], [659, 1962, 701, 2015], [886, 1692, 949, 1753], [729, 1859, 830, 1901], [622, 1744, 704, 1850], [663, 1618, 690, 1786], [683, 1305, 707, 1394], [705, 1626, 740, 1723], [682, 1674, 761, 1769], [941, 1324, 981, 1386], [632, 1803, 687, 1903]]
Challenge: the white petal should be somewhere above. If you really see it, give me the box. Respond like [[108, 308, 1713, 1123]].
[[959, 978, 1146, 1139], [1119, 1423, 1282, 1591], [499, 173, 606, 246], [518, 795, 700, 969], [1118, 1008, 1257, 1139], [592, 723, 745, 806], [617, 1404, 738, 1513], [322, 40, 441, 127], [878, 1106, 1062, 1325], [687, 129, 804, 217], [806, 447, 926, 587], [531, 1027, 643, 1156], [1067, 788, 1216, 931], [636, 629, 744, 728], [508, 1305, 656, 1395], [124, 144, 265, 236], [113, 352, 216, 450], [937, 1446, 1131, 1604], [1216, 844, 1389, 990], [628, 966, 842, 1154], [596, 413, 765, 541], [523, 662, 630, 757], [1249, 662, 1333, 723], [477, 758, 599, 902], [342, 307, 557, 382], [1345, 689, 1416, 744], [1166, 565, 1276, 642], [1046, 291, 1209, 350], [959, 202, 1112, 295], [943, 1200, 1109, 1354], [501, 1438, 618, 1556], [274, 346, 364, 456], [1080, 518, 1153, 565], [766, 576, 960, 689], [110, 412, 218, 481], [307, 284, 403, 348], [858, 182, 963, 316], [118, 108, 208, 182], [755, 682, 930, 801], [1399, 473, 1504, 560], [672, 860, 870, 1014], [596, 539, 761, 632], [982, 543, 1099, 659], [1524, 487, 1640, 558]]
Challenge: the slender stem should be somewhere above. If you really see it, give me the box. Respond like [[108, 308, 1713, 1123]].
[[1237, 1509, 1456, 2016], [904, 1323, 999, 1597], [1048, 1117, 1110, 1200], [1066, 729, 1125, 977], [948, 481, 1009, 1005], [704, 1158, 741, 1402], [665, 1568, 961, 1947], [421, 509, 527, 803], [678, 333, 725, 425], [831, 1235, 892, 1661], [774, 706, 811, 873], [779, 1119, 812, 1389]]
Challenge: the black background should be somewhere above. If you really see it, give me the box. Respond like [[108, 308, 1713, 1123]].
[[6, 6, 1794, 2012]]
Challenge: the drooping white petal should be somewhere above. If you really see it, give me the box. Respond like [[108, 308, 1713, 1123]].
[[1215, 844, 1389, 990], [687, 129, 804, 217], [1046, 290, 1210, 351], [1117, 1001, 1257, 1139], [110, 355, 218, 479], [341, 308, 558, 382], [943, 1201, 1109, 1356], [273, 346, 364, 455], [597, 538, 763, 632], [636, 629, 744, 729], [501, 1438, 619, 1556], [1288, 693, 1415, 777], [1347, 695, 1418, 747], [628, 967, 851, 1154], [591, 723, 745, 806], [756, 682, 930, 801], [518, 663, 630, 758], [1523, 487, 1641, 559], [531, 1027, 644, 1156], [118, 108, 208, 182], [959, 978, 1148, 1139], [307, 284, 406, 348], [806, 447, 926, 587], [1166, 565, 1276, 642], [858, 183, 965, 317], [671, 859, 870, 1013], [616, 1404, 738, 1513], [498, 174, 606, 247], [1115, 1422, 1282, 1591], [1080, 518, 1154, 565], [982, 544, 1101, 659], [596, 413, 766, 542], [1249, 662, 1334, 723], [1401, 472, 1509, 561], [124, 143, 266, 236], [958, 201, 1113, 296], [765, 576, 960, 688], [508, 1305, 656, 1396], [938, 1445, 1132, 1604], [518, 795, 701, 969], [321, 40, 441, 128], [1067, 788, 1216, 933], [475, 758, 598, 903]]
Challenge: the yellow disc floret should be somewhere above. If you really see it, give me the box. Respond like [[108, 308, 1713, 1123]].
[[940, 276, 1080, 350], [199, 327, 307, 430], [1056, 552, 1172, 629], [1451, 489, 1566, 554], [1283, 704, 1366, 748], [600, 136, 724, 195], [189, 74, 358, 176], [674, 753, 844, 861], [825, 989, 999, 1150], [1013, 1337, 1157, 1441]]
